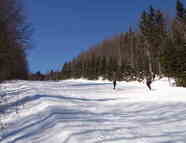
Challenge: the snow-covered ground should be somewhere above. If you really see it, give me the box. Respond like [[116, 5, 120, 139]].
[[1, 78, 186, 143]]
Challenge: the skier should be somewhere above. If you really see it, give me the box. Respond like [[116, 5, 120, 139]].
[[113, 79, 117, 90], [146, 75, 152, 90], [113, 72, 117, 90]]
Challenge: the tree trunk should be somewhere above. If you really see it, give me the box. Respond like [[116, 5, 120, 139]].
[[130, 35, 135, 69], [145, 41, 152, 73], [158, 60, 162, 75], [118, 34, 122, 67]]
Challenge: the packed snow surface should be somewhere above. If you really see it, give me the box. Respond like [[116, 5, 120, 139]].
[[1, 78, 186, 143]]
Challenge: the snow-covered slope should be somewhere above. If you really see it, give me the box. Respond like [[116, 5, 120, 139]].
[[1, 78, 186, 143]]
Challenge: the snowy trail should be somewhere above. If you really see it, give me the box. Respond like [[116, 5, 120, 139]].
[[1, 79, 186, 143]]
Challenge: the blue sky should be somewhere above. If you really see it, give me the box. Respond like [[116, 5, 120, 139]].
[[24, 0, 181, 73]]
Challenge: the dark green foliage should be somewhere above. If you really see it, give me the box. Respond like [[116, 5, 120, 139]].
[[176, 0, 186, 20], [161, 0, 186, 86], [139, 6, 167, 75], [161, 37, 186, 86]]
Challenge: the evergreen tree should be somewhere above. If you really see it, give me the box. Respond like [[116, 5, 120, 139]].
[[139, 6, 166, 75], [160, 0, 186, 87], [176, 0, 186, 20]]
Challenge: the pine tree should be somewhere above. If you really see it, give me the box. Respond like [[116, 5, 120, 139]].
[[160, 1, 186, 87], [176, 0, 186, 20], [139, 6, 166, 75]]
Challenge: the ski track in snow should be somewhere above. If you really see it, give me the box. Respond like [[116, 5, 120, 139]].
[[0, 79, 186, 143]]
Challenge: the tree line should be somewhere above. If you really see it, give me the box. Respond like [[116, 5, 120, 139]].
[[34, 1, 186, 87], [0, 0, 31, 82]]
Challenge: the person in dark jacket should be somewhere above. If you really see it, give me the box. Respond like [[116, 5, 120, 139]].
[[146, 76, 152, 90], [113, 80, 117, 90], [113, 72, 117, 90]]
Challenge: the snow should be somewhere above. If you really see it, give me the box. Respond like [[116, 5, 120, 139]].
[[0, 78, 186, 143]]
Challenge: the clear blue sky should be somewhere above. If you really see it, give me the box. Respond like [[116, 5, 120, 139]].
[[24, 0, 181, 73]]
